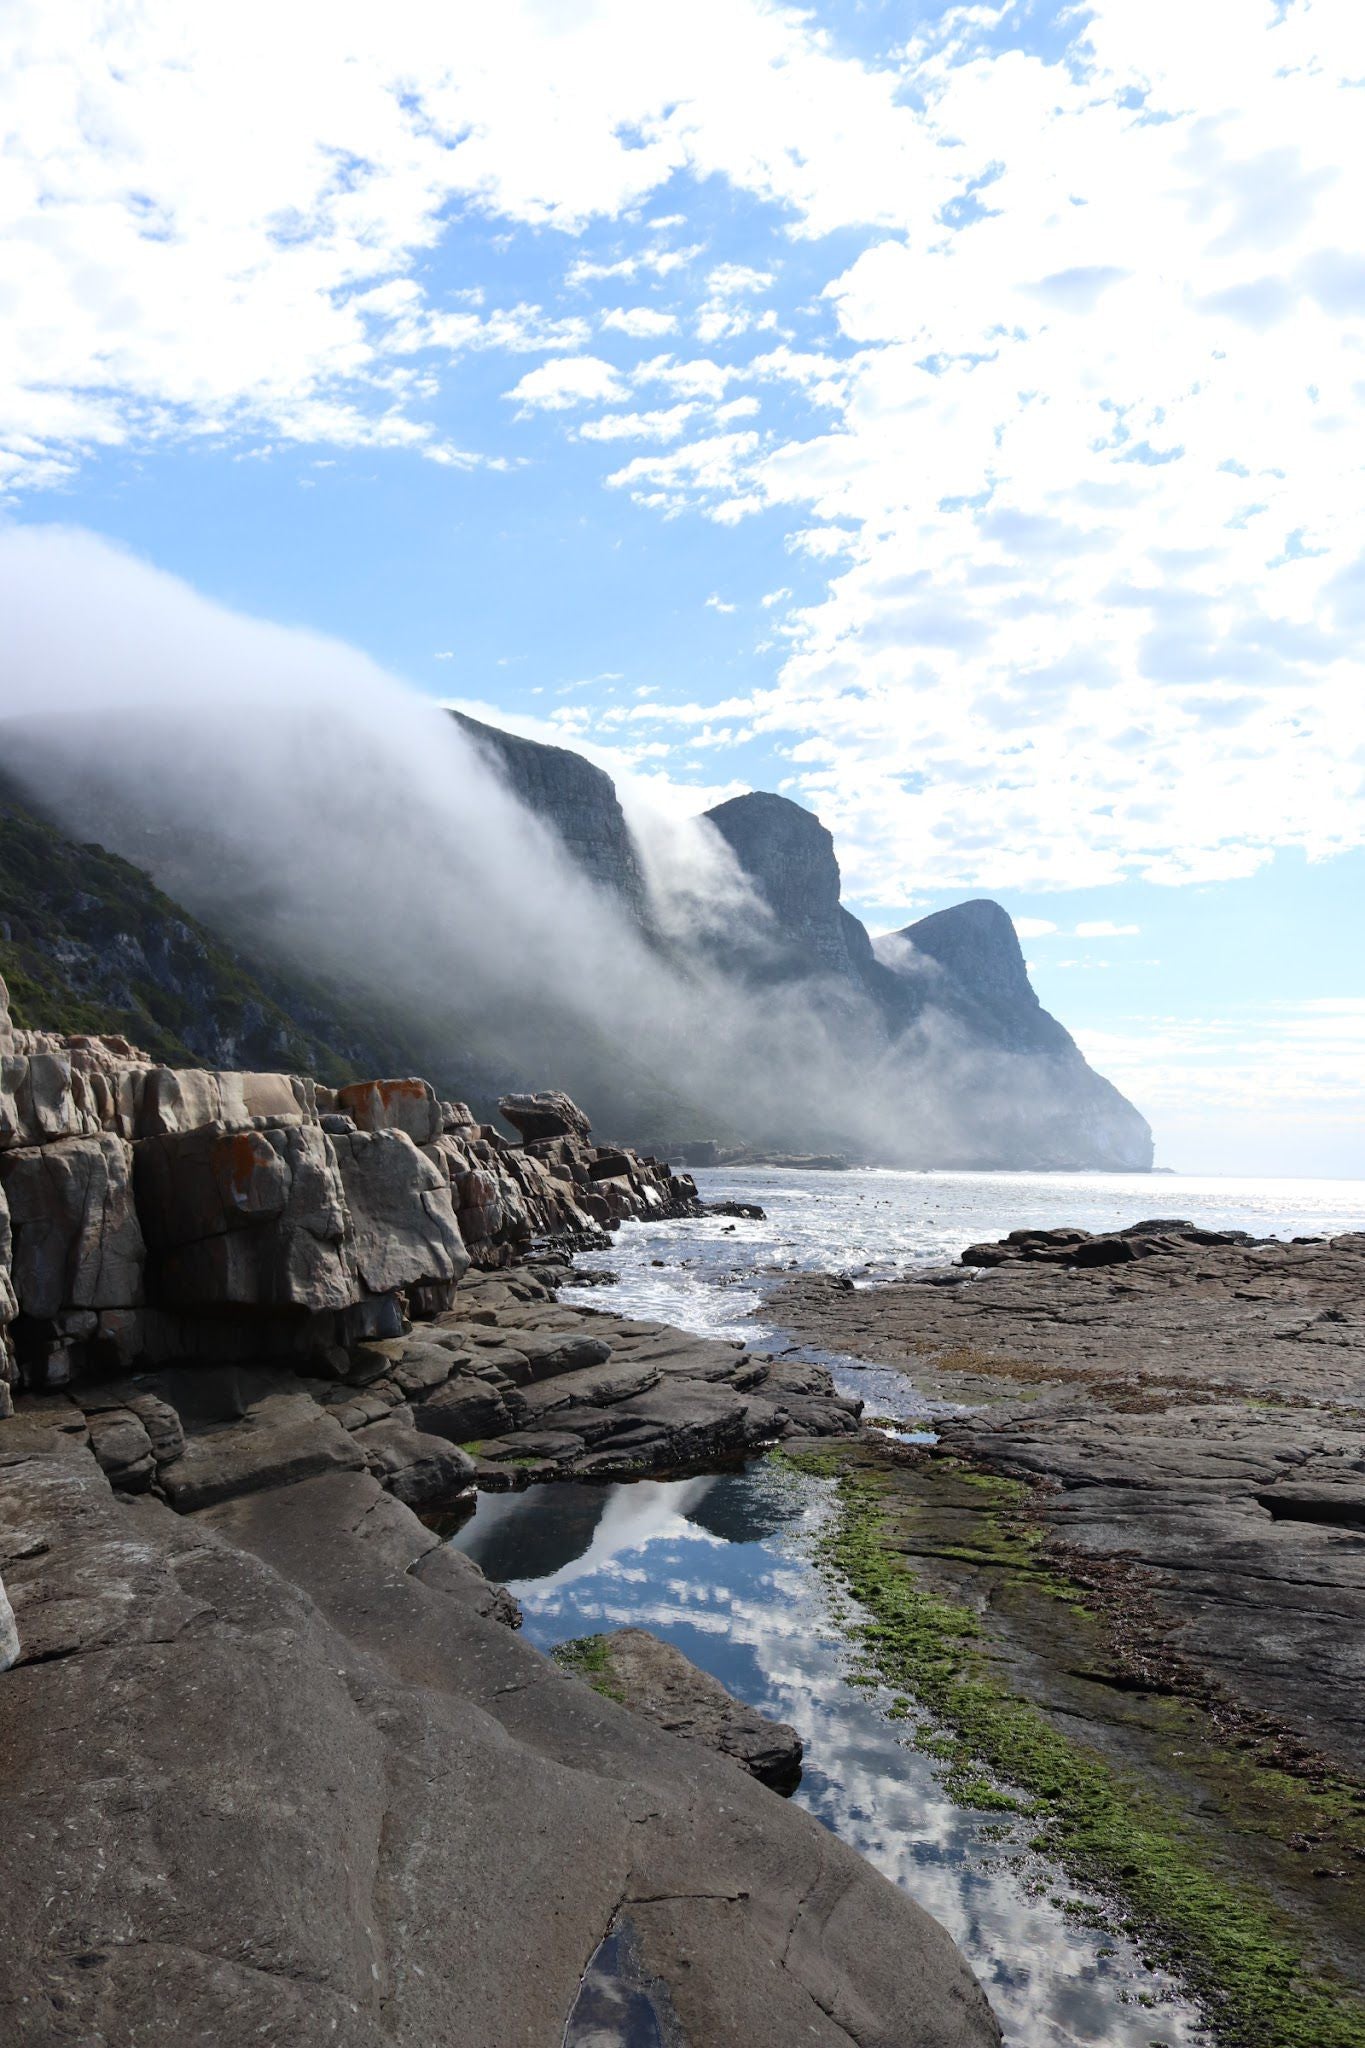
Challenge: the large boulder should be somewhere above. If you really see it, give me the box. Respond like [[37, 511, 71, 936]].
[[329, 1127, 468, 1297], [0, 1135, 144, 1322], [336, 1077, 445, 1147], [497, 1090, 592, 1143], [134, 1122, 355, 1312], [136, 1066, 315, 1137], [0, 1052, 83, 1150]]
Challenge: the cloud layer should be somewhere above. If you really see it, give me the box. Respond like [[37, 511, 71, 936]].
[[3, 0, 1363, 910]]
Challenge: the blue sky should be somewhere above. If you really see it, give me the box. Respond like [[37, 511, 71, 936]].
[[2, 0, 1363, 1173]]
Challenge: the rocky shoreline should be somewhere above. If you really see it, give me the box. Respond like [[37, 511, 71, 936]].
[[0, 987, 1000, 2048], [771, 1221, 1365, 2044]]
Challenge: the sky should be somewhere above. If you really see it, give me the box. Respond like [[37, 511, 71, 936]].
[[2, 0, 1363, 1175]]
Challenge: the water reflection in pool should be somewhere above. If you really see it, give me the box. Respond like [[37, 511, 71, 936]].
[[452, 1459, 1210, 2048]]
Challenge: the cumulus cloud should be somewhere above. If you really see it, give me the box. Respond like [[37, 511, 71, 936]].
[[506, 356, 627, 410]]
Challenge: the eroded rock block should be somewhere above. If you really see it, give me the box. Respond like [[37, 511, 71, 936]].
[[498, 1090, 592, 1143], [0, 1052, 83, 1150], [336, 1077, 444, 1146], [329, 1127, 468, 1295], [0, 1134, 145, 1323], [134, 1123, 354, 1311]]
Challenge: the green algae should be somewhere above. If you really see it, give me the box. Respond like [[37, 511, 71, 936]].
[[790, 1453, 1365, 2048], [552, 1633, 624, 1703]]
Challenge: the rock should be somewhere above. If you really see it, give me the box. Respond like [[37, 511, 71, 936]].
[[351, 1417, 476, 1511], [0, 1051, 82, 1150], [0, 1135, 144, 1319], [412, 1374, 514, 1445], [134, 1121, 355, 1311], [590, 1627, 804, 1790], [775, 1229, 1365, 1774], [497, 1089, 593, 1143], [335, 1077, 445, 1146], [84, 1406, 156, 1490], [0, 1570, 17, 1670], [154, 1385, 366, 1511], [136, 1065, 314, 1137], [329, 1126, 468, 1295]]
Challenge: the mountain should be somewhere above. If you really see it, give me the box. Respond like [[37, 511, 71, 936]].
[[0, 782, 358, 1078], [2, 716, 1152, 1169], [701, 789, 1152, 1170], [450, 710, 648, 914]]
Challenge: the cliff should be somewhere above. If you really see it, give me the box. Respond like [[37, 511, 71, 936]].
[[703, 792, 1153, 1170], [450, 709, 649, 913]]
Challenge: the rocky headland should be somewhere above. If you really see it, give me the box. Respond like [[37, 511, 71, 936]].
[[0, 978, 1000, 2048], [772, 1222, 1365, 2045]]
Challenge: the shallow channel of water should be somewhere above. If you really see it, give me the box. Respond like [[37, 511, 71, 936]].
[[451, 1460, 1211, 2047], [453, 1168, 1365, 2041]]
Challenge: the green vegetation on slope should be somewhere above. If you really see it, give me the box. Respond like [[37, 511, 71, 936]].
[[788, 1452, 1365, 2048], [0, 786, 356, 1079]]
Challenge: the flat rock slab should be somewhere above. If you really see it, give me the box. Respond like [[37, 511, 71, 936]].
[[156, 1389, 364, 1511], [775, 1230, 1365, 1772], [593, 1627, 804, 1791], [0, 1426, 1002, 2048]]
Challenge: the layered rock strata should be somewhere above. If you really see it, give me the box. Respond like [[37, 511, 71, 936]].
[[0, 973, 700, 1406], [775, 1226, 1365, 1774], [0, 1421, 1001, 2047]]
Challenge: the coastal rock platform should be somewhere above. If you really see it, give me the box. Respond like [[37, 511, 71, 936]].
[[0, 1403, 1001, 2047], [775, 1225, 1365, 1774]]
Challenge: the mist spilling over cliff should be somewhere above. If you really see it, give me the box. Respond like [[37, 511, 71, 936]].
[[0, 527, 1151, 1170]]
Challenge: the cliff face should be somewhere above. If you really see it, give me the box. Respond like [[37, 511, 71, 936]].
[[449, 710, 648, 914], [703, 792, 873, 985], [700, 795, 1152, 1171]]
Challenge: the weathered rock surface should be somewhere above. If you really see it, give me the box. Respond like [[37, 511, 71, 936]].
[[0, 1423, 1001, 2048], [450, 707, 650, 914], [588, 1626, 805, 1790], [776, 1227, 1365, 1772], [0, 974, 699, 1390]]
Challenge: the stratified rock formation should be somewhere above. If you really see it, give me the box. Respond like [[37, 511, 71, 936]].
[[0, 973, 700, 1409]]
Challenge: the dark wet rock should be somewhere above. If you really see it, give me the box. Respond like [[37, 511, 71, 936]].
[[593, 1627, 805, 1791], [0, 1431, 1001, 2048], [350, 1417, 476, 1512], [412, 1373, 514, 1446]]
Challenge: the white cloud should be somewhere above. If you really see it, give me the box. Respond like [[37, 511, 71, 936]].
[[540, 1, 1365, 900], [600, 306, 678, 337], [1075, 921, 1141, 939], [0, 0, 927, 487], [1074, 999, 1365, 1173], [506, 356, 627, 410], [705, 594, 737, 613], [1014, 917, 1059, 939]]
